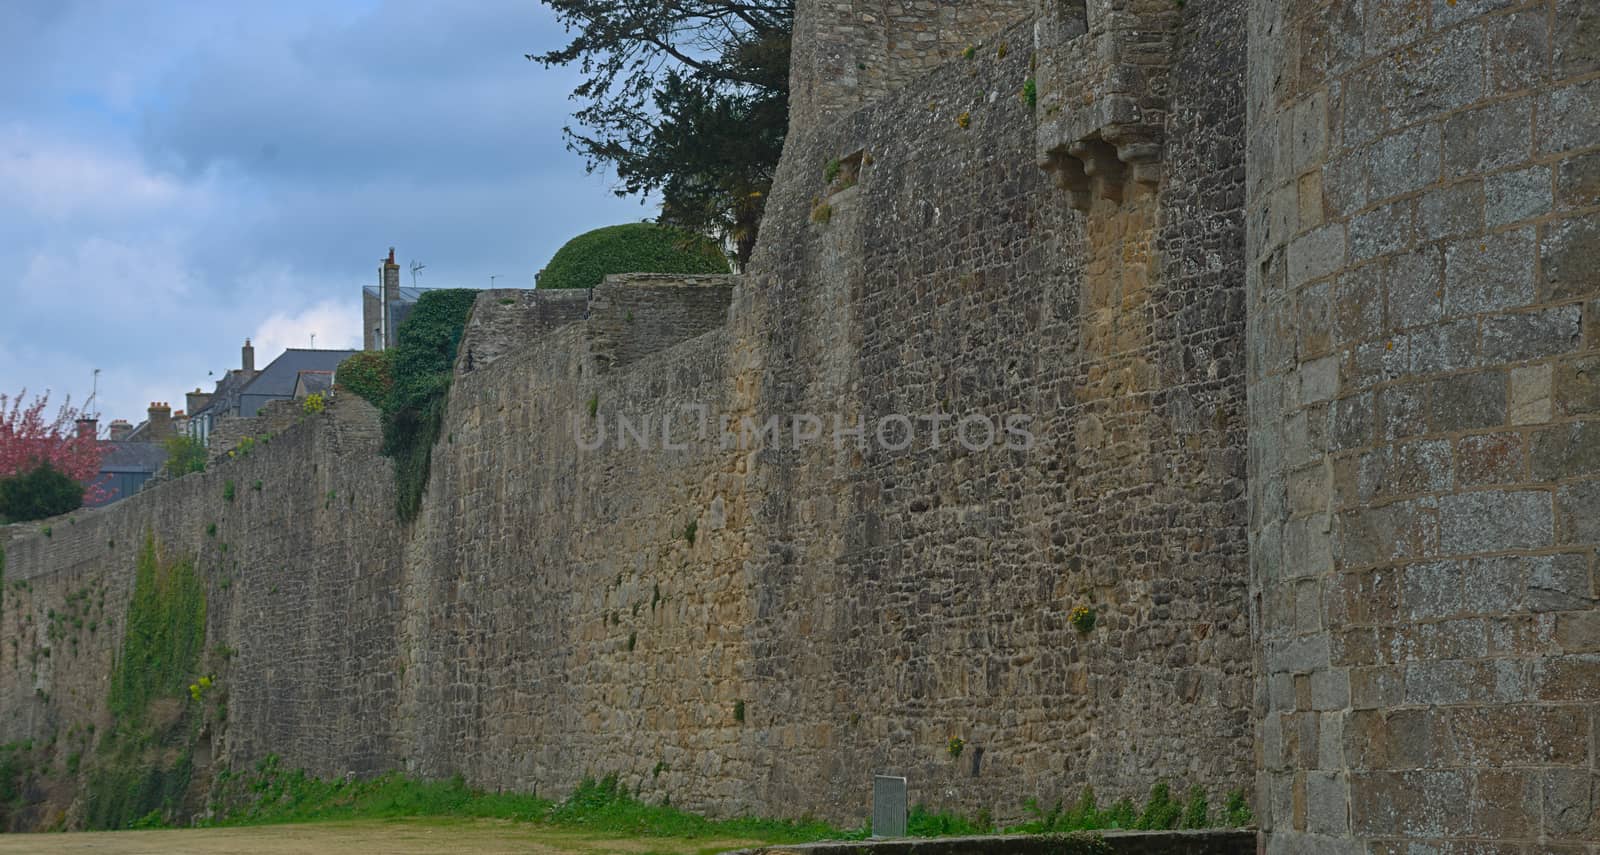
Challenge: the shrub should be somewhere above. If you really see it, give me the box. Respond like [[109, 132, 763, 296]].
[[538, 223, 728, 291], [301, 392, 327, 415], [0, 462, 83, 522], [163, 436, 206, 477], [335, 351, 393, 411], [383, 289, 481, 522]]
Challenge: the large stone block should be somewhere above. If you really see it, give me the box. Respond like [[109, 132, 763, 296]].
[[1438, 489, 1553, 555]]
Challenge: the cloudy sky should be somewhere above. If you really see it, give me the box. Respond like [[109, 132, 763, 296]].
[[0, 0, 647, 427]]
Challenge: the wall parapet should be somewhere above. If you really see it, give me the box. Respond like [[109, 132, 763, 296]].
[[584, 274, 737, 373]]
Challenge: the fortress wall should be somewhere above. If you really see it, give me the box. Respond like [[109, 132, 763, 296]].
[[457, 288, 591, 370], [0, 397, 405, 803], [1246, 0, 1600, 849], [585, 274, 739, 372], [5, 0, 1261, 832], [789, 0, 1033, 125], [737, 0, 1252, 817]]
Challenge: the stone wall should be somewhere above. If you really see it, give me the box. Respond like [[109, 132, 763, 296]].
[[585, 274, 738, 373], [1246, 0, 1600, 849], [788, 0, 1032, 126], [0, 2, 1258, 827], [0, 395, 404, 828]]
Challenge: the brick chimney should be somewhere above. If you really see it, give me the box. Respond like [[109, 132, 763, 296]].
[[146, 402, 175, 441], [186, 387, 212, 415], [242, 338, 256, 373], [108, 419, 132, 441], [75, 417, 98, 440]]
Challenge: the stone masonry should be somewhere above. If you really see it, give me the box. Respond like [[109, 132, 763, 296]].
[[0, 0, 1595, 849], [1248, 0, 1600, 849]]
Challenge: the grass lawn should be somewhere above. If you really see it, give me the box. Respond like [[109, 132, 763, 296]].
[[0, 816, 767, 855]]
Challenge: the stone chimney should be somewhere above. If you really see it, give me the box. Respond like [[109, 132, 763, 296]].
[[382, 247, 401, 348], [242, 339, 256, 373], [186, 387, 212, 415], [108, 419, 132, 441], [75, 417, 98, 440], [146, 402, 175, 441]]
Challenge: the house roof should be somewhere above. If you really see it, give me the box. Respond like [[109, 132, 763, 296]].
[[99, 441, 168, 474], [295, 370, 334, 395], [241, 349, 360, 401]]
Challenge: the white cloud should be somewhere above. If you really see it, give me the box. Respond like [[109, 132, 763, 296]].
[[0, 123, 208, 221], [251, 299, 363, 361]]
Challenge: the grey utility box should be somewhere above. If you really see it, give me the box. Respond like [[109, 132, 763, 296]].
[[871, 775, 908, 838]]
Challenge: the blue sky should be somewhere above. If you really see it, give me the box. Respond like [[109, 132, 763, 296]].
[[0, 0, 648, 427]]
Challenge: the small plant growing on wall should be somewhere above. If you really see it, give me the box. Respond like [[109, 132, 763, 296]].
[[733, 699, 746, 723], [824, 158, 843, 184], [205, 522, 216, 538], [302, 392, 327, 415], [587, 394, 599, 418], [1024, 78, 1038, 111], [947, 736, 965, 759], [956, 111, 972, 129], [222, 480, 235, 503], [810, 200, 833, 224], [683, 520, 697, 546], [1069, 605, 1096, 634], [252, 480, 262, 492], [962, 44, 976, 60]]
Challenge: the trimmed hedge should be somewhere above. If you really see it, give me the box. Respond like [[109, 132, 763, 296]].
[[538, 222, 729, 290]]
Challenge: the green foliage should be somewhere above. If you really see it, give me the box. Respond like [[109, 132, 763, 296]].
[[301, 392, 327, 415], [1135, 782, 1182, 830], [223, 480, 236, 503], [538, 223, 728, 291], [810, 201, 833, 224], [733, 699, 745, 723], [1024, 77, 1038, 111], [84, 534, 207, 830], [1182, 785, 1209, 829], [824, 158, 842, 183], [1223, 788, 1253, 827], [163, 435, 207, 477], [208, 765, 857, 844], [908, 804, 987, 836], [531, 1, 790, 265], [335, 351, 394, 411], [0, 461, 83, 522], [1009, 783, 1245, 835], [84, 753, 194, 830], [108, 534, 206, 722], [947, 736, 964, 758], [380, 289, 480, 522], [683, 520, 697, 546], [1069, 605, 1096, 634]]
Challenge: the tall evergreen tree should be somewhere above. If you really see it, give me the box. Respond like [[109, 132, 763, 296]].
[[530, 0, 792, 266]]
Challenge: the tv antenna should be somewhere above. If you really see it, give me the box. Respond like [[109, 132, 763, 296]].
[[410, 261, 426, 287], [310, 332, 317, 348], [87, 368, 101, 419], [489, 274, 500, 288]]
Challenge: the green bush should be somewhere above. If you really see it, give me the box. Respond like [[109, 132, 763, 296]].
[[163, 436, 206, 477], [382, 289, 480, 522], [538, 223, 728, 291], [0, 461, 83, 522], [335, 351, 394, 411]]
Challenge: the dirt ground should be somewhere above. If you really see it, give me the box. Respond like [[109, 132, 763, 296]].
[[0, 818, 764, 855]]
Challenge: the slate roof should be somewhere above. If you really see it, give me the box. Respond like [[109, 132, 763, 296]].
[[98, 441, 169, 474], [239, 349, 358, 417], [295, 370, 333, 396]]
